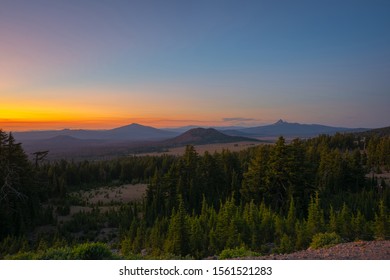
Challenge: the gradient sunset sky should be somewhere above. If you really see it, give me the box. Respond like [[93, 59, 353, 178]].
[[1, 0, 389, 131]]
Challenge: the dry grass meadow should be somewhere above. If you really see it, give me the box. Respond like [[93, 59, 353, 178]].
[[137, 141, 261, 156]]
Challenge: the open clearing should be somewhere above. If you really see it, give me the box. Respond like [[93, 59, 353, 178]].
[[56, 184, 148, 224], [77, 183, 148, 205], [137, 141, 262, 156], [367, 169, 390, 186]]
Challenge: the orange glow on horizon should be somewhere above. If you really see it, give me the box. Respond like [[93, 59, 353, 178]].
[[1, 100, 227, 131], [0, 117, 230, 132], [1, 85, 266, 131], [0, 95, 233, 131]]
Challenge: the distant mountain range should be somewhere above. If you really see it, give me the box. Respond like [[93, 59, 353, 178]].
[[16, 127, 260, 159], [9, 120, 377, 159], [164, 125, 252, 134], [221, 119, 368, 138], [13, 123, 176, 142], [13, 119, 369, 142]]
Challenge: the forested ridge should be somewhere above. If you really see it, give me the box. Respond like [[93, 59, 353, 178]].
[[0, 128, 389, 259]]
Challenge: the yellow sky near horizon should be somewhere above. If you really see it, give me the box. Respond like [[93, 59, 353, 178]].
[[0, 83, 271, 131], [0, 98, 242, 131]]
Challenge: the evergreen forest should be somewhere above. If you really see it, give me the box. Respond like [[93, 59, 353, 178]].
[[0, 129, 389, 259]]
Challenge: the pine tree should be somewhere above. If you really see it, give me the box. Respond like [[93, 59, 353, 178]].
[[374, 199, 389, 240], [328, 206, 338, 233], [306, 193, 324, 239], [286, 197, 297, 236], [266, 136, 290, 210], [132, 225, 145, 253], [279, 233, 294, 254], [352, 210, 369, 240], [213, 198, 236, 252], [147, 217, 167, 255], [189, 217, 205, 258], [295, 220, 309, 250], [0, 131, 40, 239], [240, 146, 270, 203], [164, 196, 190, 256], [338, 203, 353, 240]]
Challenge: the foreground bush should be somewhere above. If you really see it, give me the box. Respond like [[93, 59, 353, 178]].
[[218, 247, 260, 259], [39, 247, 74, 260], [5, 242, 118, 260], [310, 232, 342, 249], [71, 242, 116, 260], [6, 252, 37, 260]]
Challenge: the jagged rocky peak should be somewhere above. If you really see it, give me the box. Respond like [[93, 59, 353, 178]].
[[275, 119, 286, 125]]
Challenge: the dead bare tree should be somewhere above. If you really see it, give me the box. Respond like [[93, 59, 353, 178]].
[[0, 165, 27, 210], [32, 150, 49, 168]]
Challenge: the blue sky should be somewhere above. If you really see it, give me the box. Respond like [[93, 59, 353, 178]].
[[1, 0, 389, 130]]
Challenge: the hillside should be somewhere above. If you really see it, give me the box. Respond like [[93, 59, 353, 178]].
[[245, 240, 390, 260], [18, 127, 261, 160], [238, 119, 367, 137], [105, 123, 176, 140], [162, 127, 260, 146], [10, 122, 385, 160], [1, 129, 389, 260], [354, 126, 390, 138]]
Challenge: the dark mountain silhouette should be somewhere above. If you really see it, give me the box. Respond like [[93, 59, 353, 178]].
[[10, 121, 375, 160], [13, 123, 177, 142], [105, 123, 176, 140], [162, 128, 259, 146], [220, 129, 258, 137], [237, 119, 367, 137], [13, 120, 369, 142], [166, 125, 250, 134]]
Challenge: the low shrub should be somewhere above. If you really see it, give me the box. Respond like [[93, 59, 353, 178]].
[[71, 242, 117, 260], [218, 247, 260, 260], [310, 232, 342, 249], [5, 242, 119, 260], [5, 252, 37, 260], [39, 247, 73, 260]]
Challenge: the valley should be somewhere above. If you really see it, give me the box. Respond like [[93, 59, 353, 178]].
[[13, 120, 368, 160], [0, 126, 389, 259]]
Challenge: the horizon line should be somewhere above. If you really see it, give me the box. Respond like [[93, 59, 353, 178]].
[[1, 119, 380, 133]]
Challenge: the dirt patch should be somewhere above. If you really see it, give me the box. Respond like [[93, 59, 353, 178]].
[[367, 170, 390, 179], [56, 184, 148, 224], [118, 184, 148, 203], [77, 184, 148, 205], [246, 241, 390, 260], [55, 206, 93, 224], [367, 170, 390, 187]]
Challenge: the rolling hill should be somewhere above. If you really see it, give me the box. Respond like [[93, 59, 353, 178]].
[[161, 128, 260, 146], [12, 120, 370, 142], [103, 123, 177, 140], [17, 127, 261, 159], [9, 121, 378, 160]]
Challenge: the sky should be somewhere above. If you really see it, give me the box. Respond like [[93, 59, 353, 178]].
[[1, 0, 389, 131]]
